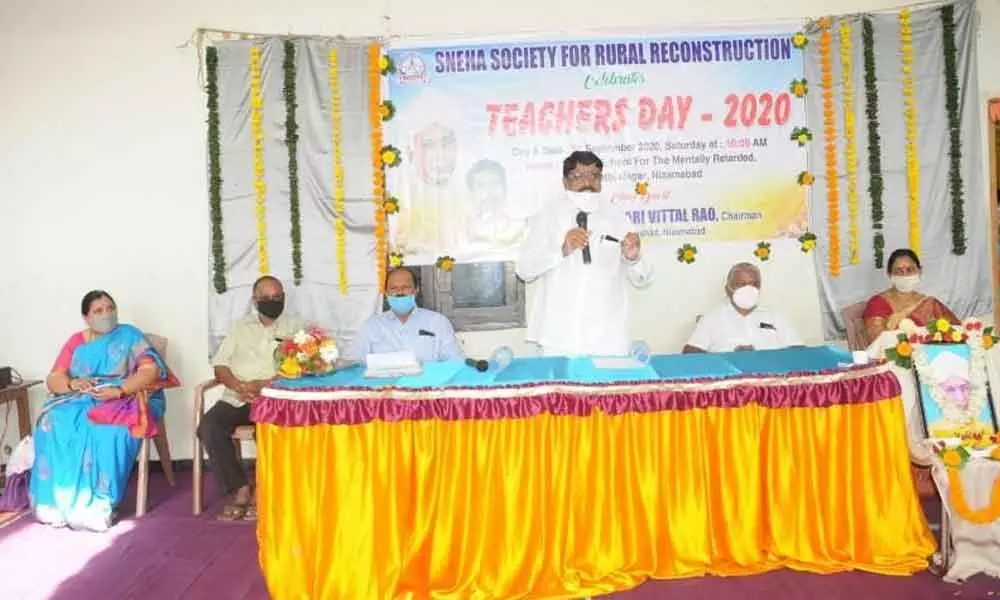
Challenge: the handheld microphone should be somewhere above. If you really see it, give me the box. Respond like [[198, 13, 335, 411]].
[[576, 211, 591, 265], [465, 358, 488, 372]]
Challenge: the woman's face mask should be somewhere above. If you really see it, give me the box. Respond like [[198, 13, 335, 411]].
[[89, 312, 119, 334], [890, 274, 921, 294]]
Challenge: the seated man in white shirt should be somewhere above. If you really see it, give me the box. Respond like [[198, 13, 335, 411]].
[[344, 267, 464, 363], [683, 262, 802, 353]]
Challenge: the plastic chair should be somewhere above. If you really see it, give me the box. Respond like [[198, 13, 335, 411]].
[[135, 333, 175, 517], [192, 379, 256, 515]]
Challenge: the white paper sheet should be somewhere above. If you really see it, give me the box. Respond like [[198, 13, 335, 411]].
[[591, 357, 646, 370], [364, 351, 421, 378]]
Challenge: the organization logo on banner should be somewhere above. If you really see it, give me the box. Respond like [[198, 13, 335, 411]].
[[398, 53, 428, 84]]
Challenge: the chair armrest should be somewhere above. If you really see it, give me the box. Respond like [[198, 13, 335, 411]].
[[193, 379, 222, 429]]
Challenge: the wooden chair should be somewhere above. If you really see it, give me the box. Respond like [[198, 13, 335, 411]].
[[192, 379, 256, 515], [135, 333, 175, 517]]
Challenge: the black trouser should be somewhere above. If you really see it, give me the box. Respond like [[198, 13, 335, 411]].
[[197, 401, 252, 497]]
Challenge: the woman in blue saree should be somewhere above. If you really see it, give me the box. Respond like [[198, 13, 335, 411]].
[[31, 290, 177, 531]]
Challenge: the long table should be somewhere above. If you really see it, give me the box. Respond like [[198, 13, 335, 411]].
[[251, 347, 935, 599]]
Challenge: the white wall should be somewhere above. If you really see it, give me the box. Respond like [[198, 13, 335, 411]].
[[2, 0, 998, 460]]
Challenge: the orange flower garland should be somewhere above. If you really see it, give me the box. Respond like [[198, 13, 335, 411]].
[[329, 48, 348, 294], [946, 467, 1000, 524], [367, 42, 387, 291], [820, 22, 840, 277]]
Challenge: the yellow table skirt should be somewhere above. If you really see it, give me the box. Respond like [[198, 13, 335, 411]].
[[255, 396, 934, 599]]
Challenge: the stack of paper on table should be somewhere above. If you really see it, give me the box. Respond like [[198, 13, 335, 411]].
[[364, 351, 422, 378]]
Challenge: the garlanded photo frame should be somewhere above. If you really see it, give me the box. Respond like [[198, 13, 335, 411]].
[[913, 343, 998, 440]]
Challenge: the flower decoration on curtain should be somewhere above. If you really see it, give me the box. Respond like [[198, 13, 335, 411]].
[[819, 21, 840, 277], [862, 17, 886, 268], [899, 8, 921, 254], [797, 171, 815, 186], [284, 40, 304, 285], [840, 21, 860, 265], [383, 196, 400, 215], [676, 244, 697, 264], [380, 145, 402, 168], [378, 54, 396, 75], [389, 251, 405, 268], [368, 42, 388, 291], [379, 100, 396, 122], [798, 232, 817, 253], [249, 44, 270, 276], [753, 242, 772, 261], [435, 256, 456, 271], [634, 181, 649, 196], [941, 3, 967, 255], [790, 78, 808, 98], [791, 32, 808, 49], [790, 127, 813, 146], [330, 47, 348, 294], [206, 46, 227, 294]]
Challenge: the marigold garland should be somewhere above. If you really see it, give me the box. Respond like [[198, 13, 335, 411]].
[[862, 17, 886, 268], [840, 22, 860, 265], [283, 41, 303, 285], [899, 9, 921, 254], [330, 48, 348, 294], [249, 45, 269, 276], [819, 22, 840, 277], [941, 4, 967, 255], [206, 46, 227, 294], [368, 42, 388, 291], [946, 467, 1000, 524]]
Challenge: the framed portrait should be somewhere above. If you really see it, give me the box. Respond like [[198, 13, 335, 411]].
[[914, 343, 998, 440]]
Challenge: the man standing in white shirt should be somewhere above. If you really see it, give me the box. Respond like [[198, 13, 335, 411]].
[[516, 150, 653, 356], [683, 262, 802, 353]]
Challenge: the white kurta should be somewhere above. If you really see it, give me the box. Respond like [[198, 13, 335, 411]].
[[686, 303, 801, 352], [516, 195, 652, 356]]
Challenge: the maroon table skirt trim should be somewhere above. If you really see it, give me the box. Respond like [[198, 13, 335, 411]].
[[251, 365, 901, 427]]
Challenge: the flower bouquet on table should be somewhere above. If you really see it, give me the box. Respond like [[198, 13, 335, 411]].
[[274, 326, 339, 378]]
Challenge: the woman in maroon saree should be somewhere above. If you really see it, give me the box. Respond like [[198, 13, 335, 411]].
[[863, 248, 958, 342], [863, 248, 958, 497]]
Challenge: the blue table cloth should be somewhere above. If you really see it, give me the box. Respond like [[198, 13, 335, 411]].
[[272, 345, 854, 390]]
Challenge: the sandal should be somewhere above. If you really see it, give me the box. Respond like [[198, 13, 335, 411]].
[[243, 501, 257, 521], [217, 501, 248, 521]]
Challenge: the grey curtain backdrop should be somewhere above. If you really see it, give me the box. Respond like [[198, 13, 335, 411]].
[[805, 0, 990, 338], [207, 38, 381, 353]]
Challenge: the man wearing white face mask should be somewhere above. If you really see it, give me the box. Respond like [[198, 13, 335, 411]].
[[516, 151, 653, 357], [683, 262, 802, 353]]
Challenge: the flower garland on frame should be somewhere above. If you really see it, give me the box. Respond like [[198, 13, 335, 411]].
[[329, 47, 348, 294], [899, 9, 921, 254], [862, 17, 886, 268], [840, 21, 860, 265], [932, 440, 1000, 525], [819, 21, 840, 277], [284, 40, 304, 285], [249, 45, 270, 276], [206, 46, 227, 294], [941, 4, 967, 255], [367, 42, 387, 291]]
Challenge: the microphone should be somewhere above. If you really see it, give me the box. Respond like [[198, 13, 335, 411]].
[[576, 211, 591, 265], [465, 358, 488, 372]]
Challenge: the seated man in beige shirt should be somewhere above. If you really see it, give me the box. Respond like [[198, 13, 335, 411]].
[[197, 275, 305, 520]]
